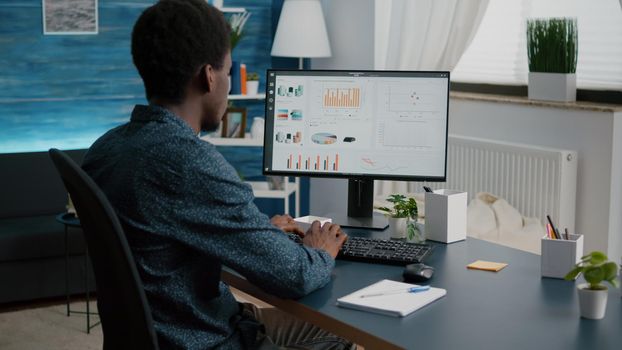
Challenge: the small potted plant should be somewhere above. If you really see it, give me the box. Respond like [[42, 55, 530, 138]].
[[377, 194, 420, 241], [526, 17, 578, 102], [228, 11, 251, 52], [565, 251, 619, 319], [246, 72, 260, 96]]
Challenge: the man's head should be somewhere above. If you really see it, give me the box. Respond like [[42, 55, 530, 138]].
[[131, 0, 231, 131]]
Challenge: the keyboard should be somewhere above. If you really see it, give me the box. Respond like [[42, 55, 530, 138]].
[[286, 234, 433, 265], [337, 237, 433, 265]]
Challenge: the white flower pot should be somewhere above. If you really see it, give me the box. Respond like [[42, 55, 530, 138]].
[[250, 117, 264, 140], [246, 80, 259, 96], [528, 72, 576, 102], [577, 283, 608, 319], [388, 217, 408, 239]]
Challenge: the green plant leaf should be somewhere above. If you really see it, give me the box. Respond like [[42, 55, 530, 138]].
[[526, 17, 577, 73], [602, 261, 619, 281], [587, 251, 607, 264], [407, 222, 416, 240], [583, 266, 605, 285], [564, 266, 583, 281]]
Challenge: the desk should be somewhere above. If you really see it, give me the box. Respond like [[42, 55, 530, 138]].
[[224, 229, 622, 350]]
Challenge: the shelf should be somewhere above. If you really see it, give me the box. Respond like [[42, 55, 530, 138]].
[[228, 93, 265, 100], [247, 181, 297, 198], [220, 7, 246, 13], [200, 135, 263, 146]]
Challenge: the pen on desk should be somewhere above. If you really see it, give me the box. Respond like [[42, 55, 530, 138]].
[[423, 186, 433, 193], [359, 285, 430, 298]]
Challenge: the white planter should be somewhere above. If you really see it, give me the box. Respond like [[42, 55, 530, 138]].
[[246, 80, 259, 96], [388, 217, 408, 239], [528, 72, 576, 102], [577, 283, 608, 319]]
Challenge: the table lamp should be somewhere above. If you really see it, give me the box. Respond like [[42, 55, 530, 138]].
[[271, 0, 332, 69]]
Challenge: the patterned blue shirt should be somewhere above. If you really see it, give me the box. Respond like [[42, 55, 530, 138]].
[[82, 105, 334, 349]]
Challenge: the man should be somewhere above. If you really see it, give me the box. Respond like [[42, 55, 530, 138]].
[[82, 0, 350, 349]]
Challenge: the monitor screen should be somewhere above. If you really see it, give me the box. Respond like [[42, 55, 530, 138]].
[[263, 70, 449, 182]]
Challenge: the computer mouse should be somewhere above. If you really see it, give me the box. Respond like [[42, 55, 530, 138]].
[[403, 263, 434, 283]]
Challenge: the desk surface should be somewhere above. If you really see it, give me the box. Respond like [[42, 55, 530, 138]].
[[226, 229, 622, 350]]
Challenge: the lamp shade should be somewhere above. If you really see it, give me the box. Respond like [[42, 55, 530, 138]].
[[271, 0, 332, 58]]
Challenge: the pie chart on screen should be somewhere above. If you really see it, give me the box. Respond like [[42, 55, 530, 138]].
[[312, 133, 337, 145]]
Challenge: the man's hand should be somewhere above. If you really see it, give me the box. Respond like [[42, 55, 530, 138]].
[[271, 214, 304, 237], [302, 221, 347, 259]]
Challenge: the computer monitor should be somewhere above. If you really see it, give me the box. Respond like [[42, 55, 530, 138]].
[[263, 70, 449, 229]]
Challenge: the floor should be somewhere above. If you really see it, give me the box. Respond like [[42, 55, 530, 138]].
[[0, 290, 362, 350], [0, 289, 267, 350], [0, 300, 102, 350]]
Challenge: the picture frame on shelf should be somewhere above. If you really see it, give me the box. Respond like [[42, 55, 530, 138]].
[[221, 107, 246, 138]]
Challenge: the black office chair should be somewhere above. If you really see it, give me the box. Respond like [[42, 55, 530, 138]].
[[49, 148, 159, 350]]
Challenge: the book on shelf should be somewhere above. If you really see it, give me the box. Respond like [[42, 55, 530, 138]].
[[240, 63, 247, 95], [230, 61, 241, 94]]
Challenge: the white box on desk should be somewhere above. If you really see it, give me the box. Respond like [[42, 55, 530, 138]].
[[541, 234, 583, 279], [424, 190, 467, 243]]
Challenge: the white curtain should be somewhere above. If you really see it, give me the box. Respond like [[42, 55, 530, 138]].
[[374, 0, 489, 197]]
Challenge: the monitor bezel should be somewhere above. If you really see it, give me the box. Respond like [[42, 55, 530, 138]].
[[262, 69, 449, 182]]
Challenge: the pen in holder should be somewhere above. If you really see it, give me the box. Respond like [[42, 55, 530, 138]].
[[541, 233, 583, 279]]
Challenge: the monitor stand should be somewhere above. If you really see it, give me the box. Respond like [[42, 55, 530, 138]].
[[329, 179, 388, 230]]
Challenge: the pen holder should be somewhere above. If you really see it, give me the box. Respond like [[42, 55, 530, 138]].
[[540, 234, 583, 279], [425, 189, 467, 243]]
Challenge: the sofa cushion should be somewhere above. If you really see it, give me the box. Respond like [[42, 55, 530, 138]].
[[0, 215, 86, 262]]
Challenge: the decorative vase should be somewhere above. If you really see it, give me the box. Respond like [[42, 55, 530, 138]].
[[246, 80, 259, 96], [388, 217, 408, 239], [528, 72, 576, 102], [407, 219, 425, 243], [577, 283, 608, 319], [250, 117, 265, 140]]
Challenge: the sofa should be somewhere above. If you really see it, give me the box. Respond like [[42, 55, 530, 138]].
[[0, 150, 95, 304]]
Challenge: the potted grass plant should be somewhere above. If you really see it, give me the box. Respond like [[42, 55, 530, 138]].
[[246, 72, 260, 96], [526, 17, 578, 102], [565, 251, 619, 319], [378, 194, 421, 241]]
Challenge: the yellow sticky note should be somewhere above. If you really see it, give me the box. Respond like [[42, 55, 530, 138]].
[[467, 260, 508, 272]]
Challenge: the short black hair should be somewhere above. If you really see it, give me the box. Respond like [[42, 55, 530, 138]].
[[131, 0, 230, 103]]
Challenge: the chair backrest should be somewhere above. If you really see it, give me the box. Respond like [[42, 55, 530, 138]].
[[49, 148, 159, 350]]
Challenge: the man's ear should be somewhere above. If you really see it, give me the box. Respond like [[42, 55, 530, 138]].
[[200, 64, 214, 93]]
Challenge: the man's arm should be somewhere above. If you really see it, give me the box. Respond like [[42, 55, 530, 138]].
[[163, 144, 343, 298]]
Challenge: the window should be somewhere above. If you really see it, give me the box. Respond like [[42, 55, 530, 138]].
[[452, 0, 622, 91]]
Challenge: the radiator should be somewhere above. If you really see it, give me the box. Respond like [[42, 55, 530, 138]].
[[414, 135, 578, 231]]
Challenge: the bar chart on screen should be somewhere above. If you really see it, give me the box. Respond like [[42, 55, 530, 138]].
[[284, 153, 340, 171], [323, 87, 361, 108]]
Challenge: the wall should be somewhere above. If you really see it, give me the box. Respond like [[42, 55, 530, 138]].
[[0, 0, 308, 218], [0, 0, 275, 154], [450, 99, 622, 260], [309, 0, 375, 216], [0, 0, 149, 154], [308, 0, 621, 260]]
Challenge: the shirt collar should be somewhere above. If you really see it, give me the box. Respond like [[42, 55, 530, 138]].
[[130, 104, 197, 135]]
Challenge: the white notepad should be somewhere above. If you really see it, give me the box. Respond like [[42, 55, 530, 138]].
[[336, 279, 446, 317]]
